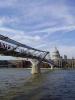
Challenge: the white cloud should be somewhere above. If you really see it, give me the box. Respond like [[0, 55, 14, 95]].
[[20, 1, 75, 26], [0, 27, 42, 47], [0, 16, 19, 26], [31, 25, 75, 38], [0, 0, 17, 7], [0, 27, 24, 36], [59, 46, 75, 58]]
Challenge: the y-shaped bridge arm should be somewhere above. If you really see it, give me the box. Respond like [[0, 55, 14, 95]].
[[38, 52, 49, 65]]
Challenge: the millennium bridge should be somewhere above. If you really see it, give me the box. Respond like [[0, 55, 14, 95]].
[[0, 34, 54, 74]]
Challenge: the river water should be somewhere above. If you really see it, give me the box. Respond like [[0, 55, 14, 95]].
[[0, 68, 75, 100]]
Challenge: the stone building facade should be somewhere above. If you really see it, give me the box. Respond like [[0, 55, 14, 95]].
[[0, 60, 31, 68], [51, 47, 75, 68], [51, 47, 62, 68]]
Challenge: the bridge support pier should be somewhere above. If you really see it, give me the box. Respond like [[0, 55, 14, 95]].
[[31, 59, 40, 74], [49, 64, 54, 69], [51, 65, 53, 69]]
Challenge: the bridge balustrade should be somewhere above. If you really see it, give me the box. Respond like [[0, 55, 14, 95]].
[[0, 42, 49, 60], [0, 42, 14, 51], [0, 42, 7, 49]]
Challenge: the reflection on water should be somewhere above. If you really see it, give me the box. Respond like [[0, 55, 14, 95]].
[[0, 68, 75, 100]]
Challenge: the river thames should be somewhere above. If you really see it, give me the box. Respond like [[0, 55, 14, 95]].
[[0, 68, 75, 100]]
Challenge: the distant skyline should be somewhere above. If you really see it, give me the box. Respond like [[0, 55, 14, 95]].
[[0, 0, 75, 59]]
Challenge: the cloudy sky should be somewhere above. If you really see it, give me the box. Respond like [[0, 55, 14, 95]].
[[0, 0, 75, 59]]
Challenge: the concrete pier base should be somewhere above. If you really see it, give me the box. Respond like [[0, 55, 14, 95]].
[[31, 59, 40, 74], [51, 65, 53, 69], [49, 64, 54, 69]]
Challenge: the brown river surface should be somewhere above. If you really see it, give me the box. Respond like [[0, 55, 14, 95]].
[[0, 68, 75, 100]]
